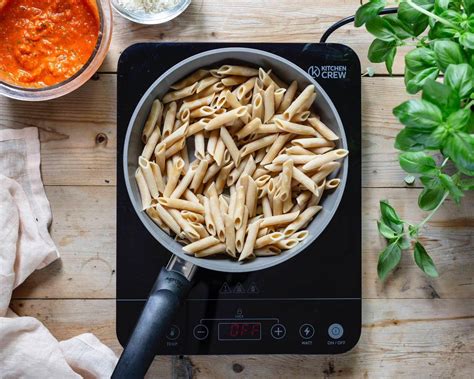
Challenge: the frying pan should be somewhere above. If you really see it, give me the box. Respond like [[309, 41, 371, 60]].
[[113, 47, 348, 378]]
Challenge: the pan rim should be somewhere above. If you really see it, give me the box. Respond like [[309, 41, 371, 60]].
[[123, 46, 348, 273]]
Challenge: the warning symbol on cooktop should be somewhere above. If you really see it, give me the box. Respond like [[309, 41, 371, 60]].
[[219, 282, 232, 294], [247, 282, 259, 294], [233, 282, 246, 294]]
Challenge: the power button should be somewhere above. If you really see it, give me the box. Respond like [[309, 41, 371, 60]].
[[328, 323, 344, 339]]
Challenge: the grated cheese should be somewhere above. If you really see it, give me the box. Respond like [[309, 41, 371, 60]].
[[116, 0, 180, 14]]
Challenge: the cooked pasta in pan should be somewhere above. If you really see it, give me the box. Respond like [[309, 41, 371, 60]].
[[134, 64, 348, 261]]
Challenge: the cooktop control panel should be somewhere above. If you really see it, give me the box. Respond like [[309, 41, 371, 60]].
[[117, 42, 361, 355]]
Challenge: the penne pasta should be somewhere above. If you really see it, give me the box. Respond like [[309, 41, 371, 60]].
[[251, 93, 264, 120], [163, 82, 198, 103], [170, 162, 198, 199], [202, 195, 216, 236], [146, 207, 170, 235], [240, 134, 278, 158], [277, 80, 297, 113], [223, 213, 236, 257], [196, 76, 220, 93], [302, 149, 348, 172], [183, 236, 220, 254], [158, 197, 205, 214], [220, 127, 241, 166], [162, 101, 178, 139], [239, 220, 261, 261], [155, 204, 182, 236], [205, 106, 248, 131], [218, 65, 259, 77], [308, 117, 339, 141], [236, 117, 262, 140], [139, 156, 159, 199], [260, 133, 291, 166], [194, 131, 206, 160], [259, 211, 300, 228], [170, 69, 209, 90], [292, 166, 319, 196], [263, 83, 275, 122], [275, 119, 318, 136], [284, 206, 322, 236], [142, 127, 160, 160], [235, 206, 249, 253], [246, 176, 258, 218], [274, 88, 286, 110], [135, 168, 152, 210], [142, 99, 163, 143], [283, 84, 315, 121], [194, 243, 226, 258], [207, 183, 225, 242]]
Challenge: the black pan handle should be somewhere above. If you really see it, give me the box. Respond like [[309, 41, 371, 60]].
[[112, 258, 195, 378]]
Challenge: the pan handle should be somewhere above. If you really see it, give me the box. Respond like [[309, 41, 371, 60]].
[[112, 256, 196, 379]]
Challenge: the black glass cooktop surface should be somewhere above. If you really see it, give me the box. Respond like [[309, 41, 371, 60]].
[[117, 42, 361, 355]]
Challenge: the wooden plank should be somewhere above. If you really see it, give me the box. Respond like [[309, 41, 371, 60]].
[[9, 299, 474, 377], [104, 0, 404, 75], [12, 187, 473, 299], [2, 75, 416, 188]]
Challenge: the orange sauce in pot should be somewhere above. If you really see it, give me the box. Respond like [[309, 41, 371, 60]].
[[0, 0, 99, 88]]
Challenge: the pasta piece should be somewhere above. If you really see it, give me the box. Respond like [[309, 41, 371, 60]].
[[194, 132, 206, 159], [254, 232, 285, 249], [236, 77, 258, 101], [190, 106, 215, 118], [142, 99, 163, 143], [292, 137, 335, 149], [275, 119, 318, 136], [239, 220, 261, 261], [196, 76, 220, 93], [211, 91, 227, 109], [207, 183, 225, 242], [158, 197, 205, 214], [292, 111, 311, 123], [220, 127, 241, 166], [188, 118, 211, 136], [308, 117, 339, 141], [260, 133, 291, 165], [155, 204, 182, 236], [246, 176, 258, 218], [259, 211, 300, 228], [161, 122, 189, 147], [146, 207, 170, 235], [263, 83, 275, 122], [275, 238, 299, 250], [240, 134, 278, 158], [226, 156, 248, 186], [254, 246, 281, 256], [221, 75, 248, 86], [183, 236, 220, 254], [269, 72, 288, 89], [285, 145, 315, 156], [206, 129, 219, 157], [277, 80, 297, 113], [236, 118, 261, 140], [182, 92, 215, 110], [291, 230, 309, 241], [163, 82, 198, 103], [150, 161, 165, 194], [139, 157, 159, 199], [311, 146, 334, 154], [202, 195, 216, 236], [190, 158, 209, 191], [205, 106, 248, 131], [181, 210, 205, 223], [170, 69, 209, 90], [302, 149, 348, 172], [162, 102, 178, 140], [142, 127, 160, 160], [284, 206, 322, 236], [194, 243, 226, 258], [292, 166, 319, 196], [213, 138, 226, 166], [233, 185, 246, 230], [154, 142, 166, 173], [180, 108, 191, 124], [254, 148, 266, 163], [223, 213, 236, 258], [251, 93, 264, 120], [164, 138, 186, 159], [190, 222, 209, 238], [219, 194, 229, 214], [225, 90, 243, 109], [325, 178, 341, 190], [215, 161, 235, 194], [283, 84, 315, 121], [163, 157, 184, 197], [209, 68, 224, 78], [273, 154, 315, 165], [217, 65, 259, 76], [279, 160, 293, 201], [170, 162, 198, 199], [203, 162, 222, 184], [135, 168, 151, 210], [274, 88, 286, 110], [282, 193, 293, 214], [310, 161, 341, 184], [184, 189, 200, 204], [272, 197, 283, 216]]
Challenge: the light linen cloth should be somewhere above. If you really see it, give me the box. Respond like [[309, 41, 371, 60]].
[[0, 127, 117, 379]]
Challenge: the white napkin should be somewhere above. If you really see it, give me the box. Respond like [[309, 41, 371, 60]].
[[0, 127, 117, 378]]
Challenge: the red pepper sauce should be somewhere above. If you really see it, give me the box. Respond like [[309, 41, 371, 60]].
[[0, 0, 99, 88]]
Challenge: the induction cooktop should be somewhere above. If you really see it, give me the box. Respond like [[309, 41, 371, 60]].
[[117, 42, 361, 355]]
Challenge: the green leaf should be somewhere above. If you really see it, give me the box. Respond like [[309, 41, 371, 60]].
[[444, 64, 474, 99], [438, 173, 464, 203], [380, 200, 404, 233], [414, 242, 439, 277], [393, 99, 443, 131], [447, 108, 472, 131], [354, 0, 386, 27], [399, 151, 438, 174], [395, 126, 448, 151], [433, 41, 467, 72], [366, 16, 399, 41], [443, 132, 474, 175], [398, 0, 434, 25], [408, 224, 419, 238], [377, 242, 402, 280], [464, 0, 474, 14], [428, 22, 458, 39], [435, 0, 450, 10], [418, 184, 446, 210], [405, 67, 440, 94], [398, 237, 412, 250], [377, 221, 399, 239], [459, 177, 474, 190], [384, 14, 415, 39], [385, 46, 397, 74], [405, 48, 437, 72], [422, 80, 460, 116], [368, 39, 398, 63], [459, 32, 474, 50]]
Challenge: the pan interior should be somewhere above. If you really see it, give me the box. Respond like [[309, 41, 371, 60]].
[[124, 47, 348, 273]]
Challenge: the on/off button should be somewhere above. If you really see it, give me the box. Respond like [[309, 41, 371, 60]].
[[328, 323, 344, 339], [193, 324, 209, 340]]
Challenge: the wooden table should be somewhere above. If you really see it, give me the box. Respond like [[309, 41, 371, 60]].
[[4, 1, 473, 377]]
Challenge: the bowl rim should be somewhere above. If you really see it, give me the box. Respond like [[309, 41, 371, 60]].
[[0, 0, 113, 101], [123, 47, 349, 273], [111, 0, 191, 25]]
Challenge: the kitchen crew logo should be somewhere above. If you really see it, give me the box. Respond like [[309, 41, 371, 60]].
[[308, 65, 347, 79]]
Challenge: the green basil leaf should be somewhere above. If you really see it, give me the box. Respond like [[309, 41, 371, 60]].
[[366, 16, 399, 41], [393, 99, 443, 130], [408, 224, 419, 238], [398, 0, 434, 25], [395, 127, 446, 151], [420, 175, 439, 187], [377, 242, 402, 280], [444, 63, 474, 99], [380, 200, 404, 233], [438, 173, 464, 203], [443, 132, 474, 175], [405, 47, 437, 71], [395, 128, 426, 151], [435, 0, 450, 10], [377, 221, 399, 239], [459, 32, 474, 50], [433, 41, 467, 71], [405, 67, 440, 94], [354, 0, 386, 27], [385, 46, 397, 74], [428, 22, 458, 39], [368, 39, 398, 63], [447, 108, 472, 131], [422, 79, 460, 115], [463, 0, 474, 15], [399, 151, 438, 174], [384, 14, 415, 38], [459, 177, 474, 190], [414, 242, 439, 277], [418, 184, 446, 210]]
